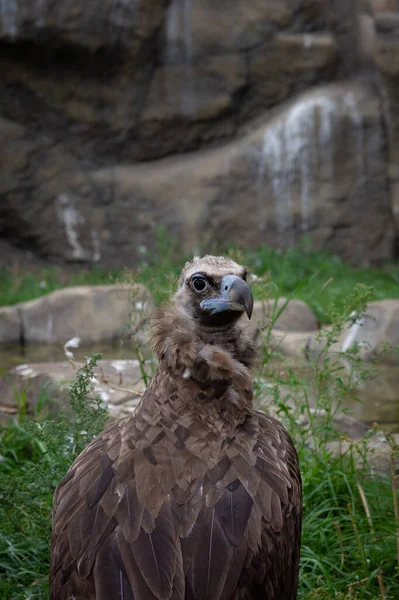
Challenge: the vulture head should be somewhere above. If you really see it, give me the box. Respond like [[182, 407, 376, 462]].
[[152, 255, 258, 386], [174, 255, 254, 329]]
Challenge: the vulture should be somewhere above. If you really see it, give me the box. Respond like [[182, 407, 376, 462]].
[[50, 255, 302, 600]]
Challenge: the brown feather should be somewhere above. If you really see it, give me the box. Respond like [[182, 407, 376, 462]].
[[50, 255, 302, 600]]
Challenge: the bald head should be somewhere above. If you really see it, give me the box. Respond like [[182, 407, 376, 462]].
[[178, 255, 247, 287], [175, 255, 253, 329]]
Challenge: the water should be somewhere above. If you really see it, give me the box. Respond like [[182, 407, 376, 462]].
[[257, 89, 366, 241], [0, 342, 137, 373]]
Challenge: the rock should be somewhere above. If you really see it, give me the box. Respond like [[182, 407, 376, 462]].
[[330, 414, 371, 440], [139, 54, 247, 141], [94, 82, 394, 266], [375, 11, 399, 33], [271, 33, 338, 74], [164, 0, 293, 62], [328, 433, 399, 477], [252, 298, 318, 333], [371, 10, 399, 231], [17, 284, 154, 345], [370, 1, 399, 14], [247, 32, 338, 118], [0, 359, 146, 424], [266, 300, 399, 365], [0, 305, 21, 343], [0, 0, 167, 52], [309, 299, 399, 363], [0, 0, 338, 172], [267, 330, 314, 359], [0, 0, 397, 268]]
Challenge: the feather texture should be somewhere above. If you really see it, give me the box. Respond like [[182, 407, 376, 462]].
[[50, 256, 302, 600]]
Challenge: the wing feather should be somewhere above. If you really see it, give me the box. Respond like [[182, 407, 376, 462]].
[[130, 502, 179, 600]]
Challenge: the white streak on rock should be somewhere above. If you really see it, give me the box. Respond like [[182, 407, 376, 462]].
[[341, 313, 364, 352], [91, 230, 101, 262], [57, 194, 87, 260]]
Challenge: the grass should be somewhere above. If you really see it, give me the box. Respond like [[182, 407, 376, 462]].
[[0, 355, 107, 599], [1, 233, 398, 324], [1, 235, 398, 598], [0, 266, 399, 598]]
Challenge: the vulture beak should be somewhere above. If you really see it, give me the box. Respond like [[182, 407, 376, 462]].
[[200, 275, 254, 319]]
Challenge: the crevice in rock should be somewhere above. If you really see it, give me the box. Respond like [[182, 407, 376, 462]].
[[16, 306, 25, 348]]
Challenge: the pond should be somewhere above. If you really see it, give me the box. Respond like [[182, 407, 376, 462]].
[[1, 343, 398, 432]]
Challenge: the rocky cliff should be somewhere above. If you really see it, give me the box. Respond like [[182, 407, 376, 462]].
[[0, 0, 398, 266]]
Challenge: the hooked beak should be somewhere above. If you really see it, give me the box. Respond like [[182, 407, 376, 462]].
[[200, 275, 254, 319]]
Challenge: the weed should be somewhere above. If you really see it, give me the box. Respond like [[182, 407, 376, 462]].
[[1, 236, 398, 325], [0, 245, 398, 598], [255, 284, 399, 599], [0, 354, 107, 599]]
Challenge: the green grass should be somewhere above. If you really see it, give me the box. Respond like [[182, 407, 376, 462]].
[[1, 234, 398, 324], [0, 355, 107, 599], [0, 265, 121, 307], [0, 280, 398, 599], [243, 242, 399, 323]]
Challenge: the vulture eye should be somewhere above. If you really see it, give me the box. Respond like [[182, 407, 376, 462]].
[[191, 275, 208, 293]]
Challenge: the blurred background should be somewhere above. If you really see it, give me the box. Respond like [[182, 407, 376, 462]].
[[2, 4, 399, 597], [0, 0, 398, 268], [0, 0, 399, 429]]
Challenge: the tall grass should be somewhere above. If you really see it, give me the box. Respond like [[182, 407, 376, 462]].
[[0, 355, 107, 599], [1, 232, 398, 324], [0, 244, 398, 598], [256, 283, 399, 599]]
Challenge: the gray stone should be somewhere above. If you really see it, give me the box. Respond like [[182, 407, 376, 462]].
[[252, 298, 318, 333], [0, 0, 167, 52], [91, 83, 394, 266], [370, 1, 399, 14], [0, 0, 397, 268], [328, 433, 399, 477], [0, 359, 146, 424], [0, 305, 21, 344], [267, 330, 314, 359], [310, 299, 399, 363], [140, 55, 247, 136], [18, 284, 154, 344]]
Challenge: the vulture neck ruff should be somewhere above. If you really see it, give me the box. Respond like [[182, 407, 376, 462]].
[[151, 302, 257, 420]]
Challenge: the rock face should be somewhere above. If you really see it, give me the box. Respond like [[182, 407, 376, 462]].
[[252, 298, 318, 332], [0, 284, 154, 344], [0, 305, 21, 343], [0, 0, 398, 266], [0, 359, 145, 424], [267, 299, 399, 364], [371, 6, 399, 231]]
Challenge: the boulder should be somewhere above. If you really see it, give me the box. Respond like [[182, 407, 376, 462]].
[[258, 299, 399, 364], [267, 330, 314, 359], [164, 0, 293, 63], [0, 359, 145, 424], [0, 0, 397, 268], [310, 299, 399, 363], [95, 83, 394, 266], [0, 305, 21, 344], [0, 0, 167, 52], [370, 1, 399, 13], [17, 284, 153, 345], [252, 298, 318, 333], [328, 432, 399, 477], [371, 9, 399, 230]]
